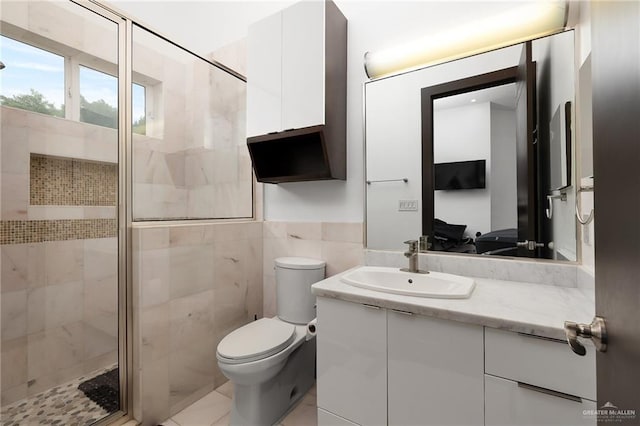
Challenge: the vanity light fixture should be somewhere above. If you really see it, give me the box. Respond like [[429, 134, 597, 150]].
[[364, 1, 567, 79]]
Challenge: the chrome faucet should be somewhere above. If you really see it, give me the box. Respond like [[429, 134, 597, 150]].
[[401, 236, 429, 274]]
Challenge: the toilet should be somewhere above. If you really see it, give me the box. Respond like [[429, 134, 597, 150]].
[[216, 257, 325, 426]]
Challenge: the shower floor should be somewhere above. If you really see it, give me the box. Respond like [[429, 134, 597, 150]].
[[0, 365, 116, 426]]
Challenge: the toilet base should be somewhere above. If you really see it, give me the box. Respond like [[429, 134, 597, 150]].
[[230, 339, 316, 426]]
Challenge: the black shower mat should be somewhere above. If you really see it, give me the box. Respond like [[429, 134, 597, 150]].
[[78, 368, 120, 413]]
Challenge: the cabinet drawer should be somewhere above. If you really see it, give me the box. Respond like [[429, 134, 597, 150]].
[[318, 408, 360, 426], [485, 328, 596, 400], [485, 374, 596, 426]]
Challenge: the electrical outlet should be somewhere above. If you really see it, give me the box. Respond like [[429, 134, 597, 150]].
[[398, 200, 418, 211]]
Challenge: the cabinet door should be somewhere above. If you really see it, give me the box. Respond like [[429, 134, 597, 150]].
[[388, 311, 484, 426], [485, 374, 597, 426], [247, 11, 282, 137], [316, 298, 386, 425], [282, 0, 325, 130]]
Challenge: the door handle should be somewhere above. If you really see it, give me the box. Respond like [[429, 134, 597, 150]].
[[563, 316, 607, 356]]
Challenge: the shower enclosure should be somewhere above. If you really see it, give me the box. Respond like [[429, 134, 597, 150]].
[[0, 1, 251, 424]]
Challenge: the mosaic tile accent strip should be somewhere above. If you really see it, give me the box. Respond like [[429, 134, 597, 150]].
[[30, 154, 117, 206], [0, 219, 117, 245], [0, 365, 115, 426]]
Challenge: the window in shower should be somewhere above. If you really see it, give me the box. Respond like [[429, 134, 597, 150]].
[[132, 83, 146, 135], [79, 65, 118, 128], [132, 24, 252, 220], [0, 35, 65, 118], [79, 66, 147, 134]]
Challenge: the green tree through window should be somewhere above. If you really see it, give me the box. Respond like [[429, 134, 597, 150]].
[[1, 36, 146, 133], [0, 89, 64, 117]]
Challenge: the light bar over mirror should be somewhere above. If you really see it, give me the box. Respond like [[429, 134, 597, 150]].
[[364, 1, 567, 79]]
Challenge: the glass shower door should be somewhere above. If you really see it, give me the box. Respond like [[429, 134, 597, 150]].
[[1, 1, 124, 424]]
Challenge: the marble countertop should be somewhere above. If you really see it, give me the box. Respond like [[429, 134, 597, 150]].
[[311, 267, 595, 341]]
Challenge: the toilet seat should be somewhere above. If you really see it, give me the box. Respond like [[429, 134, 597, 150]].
[[217, 318, 296, 364]]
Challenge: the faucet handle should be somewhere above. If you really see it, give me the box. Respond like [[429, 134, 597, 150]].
[[403, 240, 418, 251]]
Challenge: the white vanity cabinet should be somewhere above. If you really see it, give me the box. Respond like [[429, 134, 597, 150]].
[[484, 328, 597, 426], [387, 310, 484, 425], [316, 296, 597, 426], [485, 375, 597, 426], [316, 298, 484, 426], [316, 298, 387, 425]]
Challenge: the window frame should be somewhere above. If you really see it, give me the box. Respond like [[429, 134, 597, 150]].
[[0, 32, 152, 131]]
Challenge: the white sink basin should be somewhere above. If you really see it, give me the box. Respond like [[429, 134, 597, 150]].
[[340, 266, 475, 299]]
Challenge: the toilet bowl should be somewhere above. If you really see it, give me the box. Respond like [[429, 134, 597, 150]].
[[216, 257, 325, 426]]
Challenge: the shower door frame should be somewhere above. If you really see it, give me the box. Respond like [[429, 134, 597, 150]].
[[69, 1, 134, 424], [70, 0, 254, 423]]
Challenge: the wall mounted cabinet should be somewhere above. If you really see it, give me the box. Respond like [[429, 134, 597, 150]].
[[246, 0, 347, 183]]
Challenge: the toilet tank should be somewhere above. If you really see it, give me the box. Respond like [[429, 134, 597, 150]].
[[275, 257, 326, 324]]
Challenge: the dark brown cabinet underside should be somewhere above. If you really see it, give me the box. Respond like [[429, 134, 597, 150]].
[[247, 125, 342, 184]]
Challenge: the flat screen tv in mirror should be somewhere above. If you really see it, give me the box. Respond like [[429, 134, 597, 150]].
[[435, 160, 486, 190]]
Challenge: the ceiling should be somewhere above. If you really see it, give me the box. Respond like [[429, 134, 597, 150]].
[[434, 83, 517, 111]]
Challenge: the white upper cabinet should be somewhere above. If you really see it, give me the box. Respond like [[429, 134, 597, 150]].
[[247, 1, 326, 137], [282, 0, 325, 131], [247, 11, 282, 137], [246, 0, 347, 182]]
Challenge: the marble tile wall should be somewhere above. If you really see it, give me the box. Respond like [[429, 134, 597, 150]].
[[1, 106, 118, 223], [0, 237, 118, 406], [1, 102, 120, 408], [132, 221, 263, 425], [1, 1, 118, 67], [132, 37, 252, 221], [262, 222, 364, 317], [0, 219, 116, 245]]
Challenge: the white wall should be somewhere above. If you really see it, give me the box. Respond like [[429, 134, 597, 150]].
[[108, 0, 540, 223], [490, 106, 517, 231], [433, 102, 491, 239], [533, 30, 577, 261]]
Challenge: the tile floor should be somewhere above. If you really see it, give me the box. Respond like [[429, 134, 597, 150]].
[[0, 366, 115, 426], [162, 381, 317, 426]]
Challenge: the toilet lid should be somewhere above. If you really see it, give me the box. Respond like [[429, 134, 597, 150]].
[[217, 318, 296, 362], [275, 257, 326, 270]]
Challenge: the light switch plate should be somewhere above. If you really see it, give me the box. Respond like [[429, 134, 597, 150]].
[[398, 200, 418, 211]]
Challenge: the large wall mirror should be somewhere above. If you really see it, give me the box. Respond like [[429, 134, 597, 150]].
[[365, 30, 577, 261]]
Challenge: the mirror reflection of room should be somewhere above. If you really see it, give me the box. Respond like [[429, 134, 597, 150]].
[[365, 30, 576, 261], [432, 84, 517, 254]]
